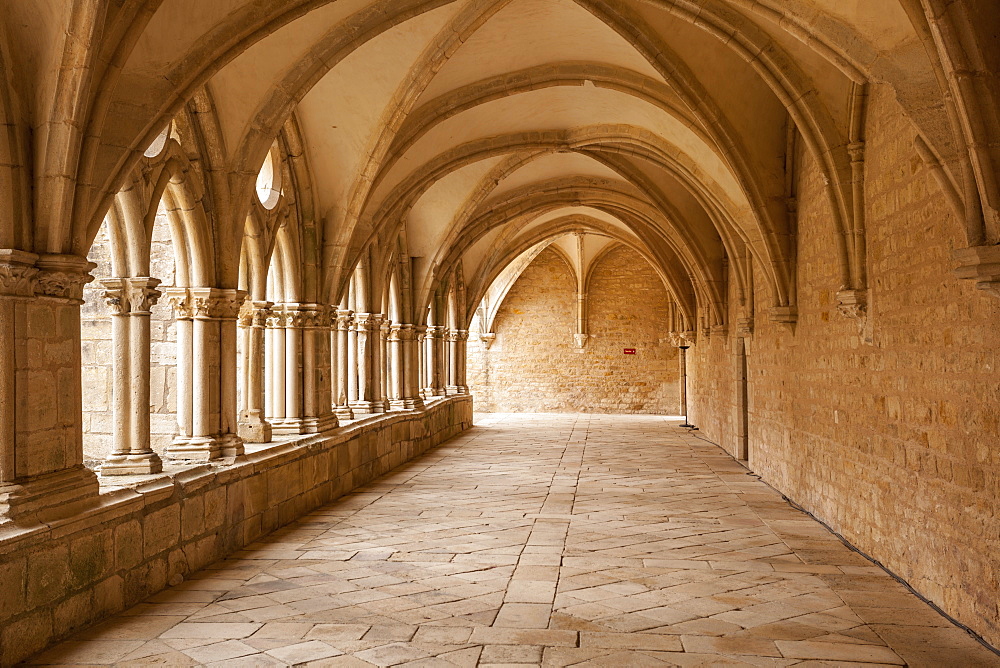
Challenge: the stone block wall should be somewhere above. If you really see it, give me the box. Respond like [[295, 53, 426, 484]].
[[468, 245, 679, 414], [0, 396, 472, 666], [687, 84, 1000, 646]]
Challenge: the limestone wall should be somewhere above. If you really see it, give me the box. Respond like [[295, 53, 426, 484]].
[[0, 396, 472, 666], [687, 85, 1000, 646], [81, 217, 179, 462], [469, 245, 679, 414]]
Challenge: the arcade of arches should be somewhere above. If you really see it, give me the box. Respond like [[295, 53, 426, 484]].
[[0, 0, 998, 664]]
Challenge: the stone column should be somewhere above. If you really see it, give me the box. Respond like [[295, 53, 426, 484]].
[[374, 317, 389, 413], [397, 324, 424, 410], [446, 329, 459, 394], [238, 300, 272, 443], [268, 306, 287, 425], [334, 309, 354, 420], [351, 313, 379, 414], [431, 325, 447, 396], [101, 277, 165, 475], [0, 251, 100, 523], [454, 329, 469, 394], [347, 311, 359, 408], [388, 323, 404, 409], [166, 288, 245, 461], [417, 325, 428, 399], [165, 288, 194, 448]]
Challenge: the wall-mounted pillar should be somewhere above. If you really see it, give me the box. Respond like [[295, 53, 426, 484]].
[[100, 277, 165, 474], [238, 300, 272, 443], [166, 288, 245, 461], [0, 251, 100, 523]]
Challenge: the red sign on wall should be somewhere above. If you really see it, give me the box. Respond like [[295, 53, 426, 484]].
[[623, 348, 636, 355]]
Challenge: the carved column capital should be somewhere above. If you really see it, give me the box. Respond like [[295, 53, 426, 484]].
[[99, 278, 129, 315], [124, 277, 162, 314], [336, 309, 354, 330], [34, 254, 96, 303], [353, 312, 381, 331], [190, 288, 247, 320], [0, 249, 40, 298], [238, 300, 272, 328], [164, 287, 194, 319]]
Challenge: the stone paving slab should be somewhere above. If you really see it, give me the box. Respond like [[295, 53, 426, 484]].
[[26, 414, 1000, 666]]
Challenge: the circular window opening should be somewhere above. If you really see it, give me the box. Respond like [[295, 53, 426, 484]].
[[256, 143, 282, 210]]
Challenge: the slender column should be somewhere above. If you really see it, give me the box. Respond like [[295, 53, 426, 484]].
[[270, 308, 287, 422], [335, 309, 354, 420], [165, 289, 194, 446], [238, 300, 272, 443], [388, 324, 404, 409], [454, 329, 469, 394], [347, 311, 359, 406], [420, 326, 432, 399], [373, 317, 388, 413], [0, 252, 100, 523], [351, 313, 378, 414], [283, 306, 302, 428], [431, 325, 447, 396], [102, 278, 164, 474], [99, 279, 131, 467], [400, 324, 425, 410], [166, 288, 245, 461], [446, 329, 459, 394]]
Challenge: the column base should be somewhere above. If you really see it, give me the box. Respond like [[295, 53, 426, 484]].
[[100, 452, 164, 476], [166, 434, 244, 462], [303, 413, 339, 433], [349, 401, 377, 415], [238, 409, 272, 443], [335, 406, 355, 421], [371, 400, 387, 413], [390, 397, 426, 411], [446, 386, 469, 395], [0, 465, 100, 524]]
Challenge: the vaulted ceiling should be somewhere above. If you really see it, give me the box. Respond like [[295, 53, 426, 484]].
[[3, 0, 998, 325]]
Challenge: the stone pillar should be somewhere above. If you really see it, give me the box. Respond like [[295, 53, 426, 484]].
[[165, 288, 194, 448], [334, 309, 354, 420], [388, 323, 404, 409], [0, 251, 100, 523], [374, 318, 389, 413], [347, 311, 359, 408], [396, 324, 424, 410], [446, 329, 459, 394], [100, 277, 165, 475], [284, 304, 337, 434], [418, 325, 429, 399], [454, 329, 469, 394], [238, 300, 272, 443], [166, 288, 245, 461], [269, 307, 287, 425], [431, 325, 447, 396], [351, 313, 379, 414]]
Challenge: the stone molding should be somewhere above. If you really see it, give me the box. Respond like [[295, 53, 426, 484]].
[[836, 288, 867, 319], [238, 300, 273, 328], [0, 251, 97, 302], [954, 245, 1000, 299]]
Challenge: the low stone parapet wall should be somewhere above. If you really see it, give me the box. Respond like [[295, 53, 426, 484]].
[[0, 396, 473, 666]]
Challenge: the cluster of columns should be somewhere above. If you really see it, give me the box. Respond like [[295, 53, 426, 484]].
[[332, 309, 429, 419]]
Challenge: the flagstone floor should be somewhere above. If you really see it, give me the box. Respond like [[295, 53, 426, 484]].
[[29, 414, 999, 667]]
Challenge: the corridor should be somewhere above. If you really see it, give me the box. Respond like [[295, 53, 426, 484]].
[[30, 415, 996, 667]]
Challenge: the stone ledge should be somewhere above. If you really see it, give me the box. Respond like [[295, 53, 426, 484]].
[[0, 396, 473, 667]]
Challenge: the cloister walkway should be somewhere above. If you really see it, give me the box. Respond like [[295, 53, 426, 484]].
[[29, 415, 997, 667]]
